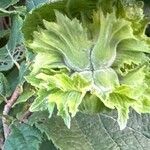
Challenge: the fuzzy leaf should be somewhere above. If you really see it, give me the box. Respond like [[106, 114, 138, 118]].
[[30, 11, 91, 71], [31, 52, 63, 74], [29, 89, 49, 112], [4, 123, 42, 150], [0, 0, 19, 9], [93, 68, 119, 95], [121, 67, 145, 86], [113, 50, 149, 75], [118, 39, 150, 53], [39, 140, 57, 150], [22, 1, 67, 41], [29, 73, 91, 127], [34, 73, 91, 92], [0, 15, 25, 71], [107, 93, 134, 130], [91, 11, 134, 69], [48, 90, 85, 128], [28, 111, 150, 150], [23, 3, 150, 130]]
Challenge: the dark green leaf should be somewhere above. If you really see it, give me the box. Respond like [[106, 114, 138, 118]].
[[29, 110, 150, 150], [0, 15, 25, 71], [6, 67, 19, 92], [4, 123, 43, 150], [28, 111, 52, 140], [39, 139, 57, 150], [0, 0, 19, 9], [22, 1, 67, 41]]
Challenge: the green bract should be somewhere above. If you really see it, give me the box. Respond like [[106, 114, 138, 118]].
[[23, 0, 150, 130]]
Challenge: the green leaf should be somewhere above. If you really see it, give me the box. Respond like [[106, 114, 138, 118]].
[[124, 0, 144, 21], [51, 73, 91, 92], [26, 0, 55, 11], [29, 73, 91, 128], [29, 89, 49, 112], [121, 66, 145, 86], [0, 15, 25, 71], [93, 68, 119, 95], [66, 0, 98, 18], [31, 52, 63, 74], [29, 111, 150, 150], [120, 66, 147, 100], [4, 123, 42, 150], [18, 61, 31, 85], [25, 75, 43, 88], [39, 139, 57, 150], [144, 0, 150, 17], [10, 102, 30, 120], [0, 8, 18, 16], [7, 15, 24, 53], [29, 111, 95, 149], [34, 72, 91, 92], [5, 67, 19, 93], [47, 90, 84, 128], [29, 11, 91, 71], [13, 84, 35, 106], [79, 93, 106, 114], [107, 93, 134, 130], [47, 90, 71, 128], [29, 111, 49, 126], [22, 1, 67, 41], [133, 98, 150, 113], [118, 39, 150, 53], [106, 66, 150, 129], [0, 0, 19, 9], [108, 67, 150, 122], [0, 6, 26, 17], [91, 11, 134, 69], [97, 0, 118, 14], [0, 73, 11, 103], [28, 111, 52, 140], [113, 50, 149, 75], [23, 2, 150, 130]]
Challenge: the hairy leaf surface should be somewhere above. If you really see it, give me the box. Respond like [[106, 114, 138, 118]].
[[29, 111, 150, 150], [4, 123, 42, 150], [23, 1, 150, 129]]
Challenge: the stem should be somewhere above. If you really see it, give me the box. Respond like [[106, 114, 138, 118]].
[[2, 87, 21, 139], [19, 110, 32, 123]]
